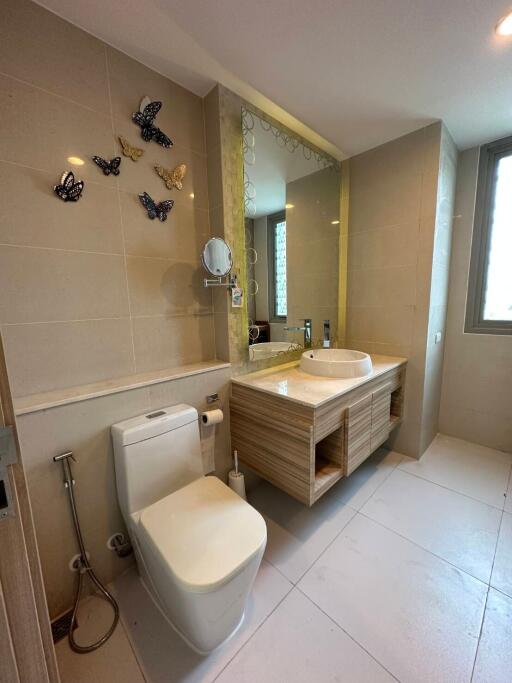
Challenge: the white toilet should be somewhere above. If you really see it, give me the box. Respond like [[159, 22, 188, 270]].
[[111, 404, 266, 654]]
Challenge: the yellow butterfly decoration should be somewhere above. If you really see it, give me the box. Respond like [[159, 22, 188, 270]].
[[118, 136, 143, 161], [154, 163, 187, 190]]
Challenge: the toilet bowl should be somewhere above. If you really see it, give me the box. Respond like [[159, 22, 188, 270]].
[[111, 404, 266, 653]]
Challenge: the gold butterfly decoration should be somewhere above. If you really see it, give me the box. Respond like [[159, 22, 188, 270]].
[[118, 136, 143, 161], [154, 163, 187, 190]]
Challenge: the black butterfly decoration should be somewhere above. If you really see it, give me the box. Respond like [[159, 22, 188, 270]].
[[54, 171, 84, 202], [92, 155, 121, 176], [132, 99, 173, 148], [138, 192, 174, 222]]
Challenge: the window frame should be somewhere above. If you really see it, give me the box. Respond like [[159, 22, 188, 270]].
[[267, 211, 287, 323], [465, 134, 512, 335]]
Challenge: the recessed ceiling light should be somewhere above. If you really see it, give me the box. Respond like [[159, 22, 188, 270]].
[[189, 192, 195, 199], [331, 220, 340, 225], [285, 203, 294, 209], [67, 156, 85, 166], [496, 11, 512, 36]]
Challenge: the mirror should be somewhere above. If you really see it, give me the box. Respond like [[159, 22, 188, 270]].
[[242, 108, 341, 361], [202, 237, 233, 277]]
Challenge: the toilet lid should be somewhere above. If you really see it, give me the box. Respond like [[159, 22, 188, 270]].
[[137, 476, 267, 593]]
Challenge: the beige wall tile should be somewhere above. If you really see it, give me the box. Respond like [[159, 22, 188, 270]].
[[132, 314, 215, 373], [439, 147, 511, 452], [346, 305, 415, 347], [0, 246, 129, 323], [204, 87, 221, 152], [348, 222, 420, 270], [126, 256, 212, 317], [106, 47, 205, 155], [1, 0, 110, 114], [0, 162, 123, 253], [347, 266, 417, 308], [122, 199, 209, 261], [0, 74, 115, 183], [2, 318, 135, 396], [16, 367, 235, 617]]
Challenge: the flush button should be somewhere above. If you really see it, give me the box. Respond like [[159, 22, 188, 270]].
[[146, 410, 166, 419]]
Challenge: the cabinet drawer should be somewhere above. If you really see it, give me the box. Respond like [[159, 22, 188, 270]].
[[344, 395, 372, 475], [371, 383, 391, 449]]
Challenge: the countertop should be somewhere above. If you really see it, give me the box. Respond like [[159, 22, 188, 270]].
[[231, 354, 407, 408]]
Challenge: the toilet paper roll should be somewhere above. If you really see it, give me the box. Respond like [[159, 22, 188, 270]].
[[229, 470, 247, 500], [201, 408, 224, 426]]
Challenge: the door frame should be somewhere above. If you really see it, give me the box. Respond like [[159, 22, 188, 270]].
[[0, 333, 60, 683]]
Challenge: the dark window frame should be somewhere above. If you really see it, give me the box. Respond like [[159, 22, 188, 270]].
[[267, 211, 287, 323], [465, 135, 512, 335]]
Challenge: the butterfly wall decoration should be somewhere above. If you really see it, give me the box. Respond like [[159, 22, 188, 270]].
[[154, 163, 187, 190], [119, 136, 143, 161], [132, 97, 173, 148], [92, 155, 121, 176], [54, 171, 84, 202], [138, 192, 174, 222]]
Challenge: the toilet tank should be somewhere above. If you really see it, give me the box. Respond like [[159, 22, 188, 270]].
[[112, 404, 204, 518]]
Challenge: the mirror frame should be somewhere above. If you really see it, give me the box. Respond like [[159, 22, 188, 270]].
[[201, 237, 233, 278]]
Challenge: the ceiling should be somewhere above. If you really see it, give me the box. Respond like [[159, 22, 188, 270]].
[[36, 0, 512, 157]]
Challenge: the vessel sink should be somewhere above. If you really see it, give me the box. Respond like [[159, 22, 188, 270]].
[[300, 348, 373, 378], [249, 341, 294, 360]]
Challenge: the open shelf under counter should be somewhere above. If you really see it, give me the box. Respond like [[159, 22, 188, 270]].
[[230, 354, 407, 506]]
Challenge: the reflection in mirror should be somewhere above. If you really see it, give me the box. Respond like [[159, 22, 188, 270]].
[[202, 237, 233, 277], [242, 108, 341, 361]]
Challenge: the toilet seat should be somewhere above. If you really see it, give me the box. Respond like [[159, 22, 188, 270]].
[[136, 476, 267, 594]]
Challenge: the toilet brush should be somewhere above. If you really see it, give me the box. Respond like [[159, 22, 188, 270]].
[[228, 450, 246, 499]]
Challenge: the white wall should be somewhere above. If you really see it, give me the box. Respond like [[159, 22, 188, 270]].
[[439, 148, 512, 452]]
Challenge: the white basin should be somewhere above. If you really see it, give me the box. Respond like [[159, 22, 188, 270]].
[[249, 341, 294, 361], [300, 348, 373, 378]]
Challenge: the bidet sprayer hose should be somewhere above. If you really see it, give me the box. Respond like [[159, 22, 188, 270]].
[[53, 451, 119, 653]]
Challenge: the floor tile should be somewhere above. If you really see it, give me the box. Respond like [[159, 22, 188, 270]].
[[215, 589, 395, 682], [298, 514, 487, 683], [55, 594, 144, 683], [361, 468, 502, 581], [249, 480, 356, 583], [398, 434, 511, 508], [491, 511, 512, 598], [473, 588, 512, 683], [334, 447, 404, 510], [504, 474, 512, 514], [110, 562, 291, 683]]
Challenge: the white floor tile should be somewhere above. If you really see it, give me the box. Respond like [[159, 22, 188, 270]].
[[361, 468, 502, 582], [249, 480, 356, 583], [334, 447, 404, 510], [216, 589, 395, 682], [55, 594, 144, 683], [398, 434, 511, 508], [110, 562, 291, 683], [491, 511, 512, 598], [298, 514, 487, 683], [473, 588, 512, 683]]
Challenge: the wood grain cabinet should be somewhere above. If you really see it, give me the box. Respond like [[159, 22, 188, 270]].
[[231, 362, 406, 506]]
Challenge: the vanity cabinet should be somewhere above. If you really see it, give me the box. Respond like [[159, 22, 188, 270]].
[[230, 359, 405, 506]]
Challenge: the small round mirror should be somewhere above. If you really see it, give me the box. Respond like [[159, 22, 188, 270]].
[[201, 237, 233, 277]]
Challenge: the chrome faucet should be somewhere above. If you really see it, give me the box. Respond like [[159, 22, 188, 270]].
[[284, 318, 312, 348], [323, 320, 331, 348]]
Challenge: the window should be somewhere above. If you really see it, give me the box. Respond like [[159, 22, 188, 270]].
[[465, 135, 512, 334], [267, 212, 287, 321]]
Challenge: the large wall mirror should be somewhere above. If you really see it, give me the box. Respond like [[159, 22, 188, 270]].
[[242, 108, 342, 361]]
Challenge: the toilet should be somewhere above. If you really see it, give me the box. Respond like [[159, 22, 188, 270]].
[[111, 404, 267, 654]]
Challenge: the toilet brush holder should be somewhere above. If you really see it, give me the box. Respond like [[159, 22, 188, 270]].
[[228, 470, 246, 499], [228, 449, 246, 499]]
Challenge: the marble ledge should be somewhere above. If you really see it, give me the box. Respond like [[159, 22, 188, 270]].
[[231, 354, 407, 408], [14, 360, 231, 416]]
